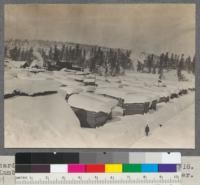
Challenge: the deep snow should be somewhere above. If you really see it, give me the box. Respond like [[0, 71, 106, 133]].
[[4, 61, 195, 148]]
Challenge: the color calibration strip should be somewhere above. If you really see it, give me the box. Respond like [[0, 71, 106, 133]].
[[15, 152, 181, 164], [15, 152, 181, 173], [16, 164, 179, 173]]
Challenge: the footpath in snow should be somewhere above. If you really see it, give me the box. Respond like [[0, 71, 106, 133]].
[[131, 103, 194, 148]]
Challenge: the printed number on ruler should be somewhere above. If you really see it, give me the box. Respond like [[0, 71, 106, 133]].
[[15, 173, 181, 185]]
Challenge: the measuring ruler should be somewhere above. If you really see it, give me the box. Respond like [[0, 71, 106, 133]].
[[5, 155, 200, 185], [15, 173, 181, 185]]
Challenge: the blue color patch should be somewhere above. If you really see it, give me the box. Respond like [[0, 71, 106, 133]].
[[141, 164, 158, 172]]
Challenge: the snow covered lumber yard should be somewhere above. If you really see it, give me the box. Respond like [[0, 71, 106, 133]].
[[4, 39, 195, 148], [4, 4, 196, 148]]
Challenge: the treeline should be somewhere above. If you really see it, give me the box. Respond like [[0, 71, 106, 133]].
[[5, 46, 34, 64], [41, 44, 132, 76], [138, 52, 195, 80], [5, 43, 132, 76], [5, 40, 195, 79]]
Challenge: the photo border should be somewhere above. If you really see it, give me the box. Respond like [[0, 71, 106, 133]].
[[0, 0, 199, 156]]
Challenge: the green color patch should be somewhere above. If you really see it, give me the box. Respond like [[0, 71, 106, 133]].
[[122, 164, 142, 172]]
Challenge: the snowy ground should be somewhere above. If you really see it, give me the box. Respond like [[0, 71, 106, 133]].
[[4, 61, 195, 148], [132, 102, 194, 148]]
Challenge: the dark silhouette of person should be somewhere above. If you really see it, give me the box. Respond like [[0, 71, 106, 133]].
[[145, 124, 150, 136]]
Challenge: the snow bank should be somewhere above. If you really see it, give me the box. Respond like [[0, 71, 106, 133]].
[[112, 106, 124, 116], [5, 60, 26, 69], [5, 94, 81, 148], [58, 86, 83, 98], [17, 70, 48, 80]]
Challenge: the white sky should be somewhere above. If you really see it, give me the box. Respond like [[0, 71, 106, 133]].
[[5, 4, 195, 56]]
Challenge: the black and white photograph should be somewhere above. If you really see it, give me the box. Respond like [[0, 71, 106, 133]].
[[4, 4, 195, 148]]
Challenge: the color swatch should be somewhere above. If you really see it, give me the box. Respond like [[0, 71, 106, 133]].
[[15, 152, 181, 174], [105, 164, 123, 173], [15, 163, 179, 173], [15, 152, 181, 164]]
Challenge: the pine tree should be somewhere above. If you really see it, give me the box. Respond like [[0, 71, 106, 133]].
[[53, 45, 59, 64]]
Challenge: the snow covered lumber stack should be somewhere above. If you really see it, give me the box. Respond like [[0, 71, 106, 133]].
[[123, 95, 151, 115], [95, 88, 126, 107], [68, 93, 118, 128], [178, 85, 188, 95], [96, 87, 154, 115], [84, 78, 96, 86], [159, 96, 170, 103], [149, 99, 157, 110], [4, 79, 59, 98], [83, 75, 96, 86]]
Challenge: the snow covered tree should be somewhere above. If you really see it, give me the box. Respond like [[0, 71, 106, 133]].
[[177, 54, 184, 81], [158, 53, 164, 79], [4, 46, 7, 58], [9, 46, 19, 61], [53, 45, 60, 64]]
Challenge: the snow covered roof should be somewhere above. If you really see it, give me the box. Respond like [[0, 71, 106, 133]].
[[68, 94, 113, 113], [75, 71, 89, 75], [96, 87, 130, 99], [5, 60, 26, 68], [122, 86, 160, 101], [96, 87, 153, 104], [86, 74, 96, 78], [81, 92, 118, 108], [73, 75, 84, 81], [123, 94, 152, 104], [84, 78, 96, 83]]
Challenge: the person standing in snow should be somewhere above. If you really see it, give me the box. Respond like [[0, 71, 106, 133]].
[[145, 124, 150, 136]]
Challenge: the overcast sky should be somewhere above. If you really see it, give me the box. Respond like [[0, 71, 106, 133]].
[[5, 4, 195, 56]]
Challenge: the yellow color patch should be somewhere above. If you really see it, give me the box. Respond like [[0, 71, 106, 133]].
[[105, 164, 122, 173]]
